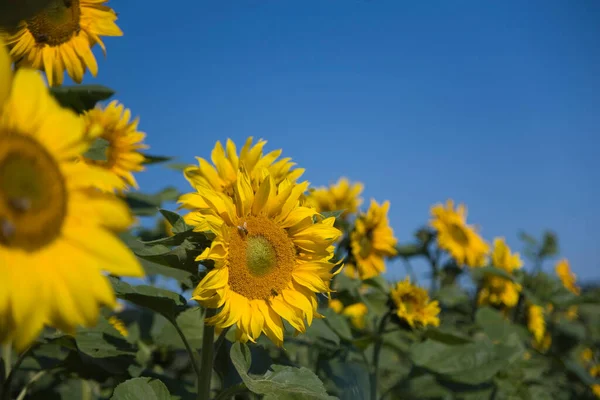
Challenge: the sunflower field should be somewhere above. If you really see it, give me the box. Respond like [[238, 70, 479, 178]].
[[0, 2, 599, 400]]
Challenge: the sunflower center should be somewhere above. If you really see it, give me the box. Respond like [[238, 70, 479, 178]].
[[227, 216, 296, 300], [448, 223, 469, 246], [0, 134, 67, 251], [357, 229, 373, 259], [26, 0, 81, 46]]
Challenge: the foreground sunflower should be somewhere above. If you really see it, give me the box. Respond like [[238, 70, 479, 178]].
[[4, 0, 122, 86], [307, 177, 364, 218], [349, 200, 397, 280], [390, 277, 440, 328], [555, 259, 580, 295], [430, 199, 489, 268], [0, 67, 143, 351], [183, 170, 342, 346], [478, 238, 523, 308], [82, 100, 148, 192]]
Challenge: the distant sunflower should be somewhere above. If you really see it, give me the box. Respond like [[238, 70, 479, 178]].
[[4, 0, 123, 86], [328, 300, 368, 330], [390, 278, 440, 328], [108, 316, 128, 337], [307, 177, 363, 218], [183, 170, 342, 346], [527, 304, 546, 346], [349, 200, 398, 280], [430, 199, 489, 268], [478, 238, 523, 308], [328, 299, 344, 314], [555, 259, 580, 295], [82, 100, 148, 192], [0, 68, 143, 351], [592, 384, 600, 398]]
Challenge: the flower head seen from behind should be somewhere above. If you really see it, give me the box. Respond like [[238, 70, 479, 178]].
[[4, 0, 123, 86], [478, 238, 523, 308], [350, 200, 398, 280], [82, 101, 148, 192], [391, 277, 440, 328], [307, 177, 363, 218], [555, 259, 580, 296], [0, 67, 143, 351], [182, 168, 342, 346], [430, 199, 489, 268]]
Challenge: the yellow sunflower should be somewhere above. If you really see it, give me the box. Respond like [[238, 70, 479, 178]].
[[4, 0, 122, 86], [390, 277, 440, 328], [555, 259, 580, 295], [527, 304, 546, 345], [478, 238, 523, 308], [349, 200, 398, 280], [581, 348, 594, 364], [108, 315, 128, 337], [592, 384, 600, 399], [181, 137, 304, 213], [328, 299, 344, 314], [430, 199, 489, 268], [182, 169, 342, 346], [307, 177, 363, 218], [0, 39, 11, 106], [82, 100, 148, 192], [0, 67, 143, 351], [328, 300, 368, 329]]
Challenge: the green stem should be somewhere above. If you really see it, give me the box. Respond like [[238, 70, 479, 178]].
[[402, 258, 417, 284], [198, 308, 216, 400], [2, 343, 10, 379], [370, 312, 390, 400], [214, 383, 247, 400], [1, 343, 38, 400], [171, 318, 202, 396], [15, 370, 45, 400], [212, 327, 230, 364]]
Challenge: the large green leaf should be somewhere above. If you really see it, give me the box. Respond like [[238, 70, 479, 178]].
[[49, 85, 115, 113], [151, 307, 204, 350], [475, 307, 516, 342], [229, 342, 337, 399], [124, 187, 180, 216], [304, 318, 340, 346], [111, 377, 170, 400], [74, 315, 136, 359], [322, 309, 353, 341]]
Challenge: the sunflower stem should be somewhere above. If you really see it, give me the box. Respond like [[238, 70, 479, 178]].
[[198, 308, 216, 400], [214, 383, 248, 400], [1, 343, 10, 379], [170, 317, 202, 396], [1, 343, 37, 400], [370, 312, 391, 400]]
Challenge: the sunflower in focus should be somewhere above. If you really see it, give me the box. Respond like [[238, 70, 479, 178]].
[[182, 169, 342, 346], [555, 259, 580, 295], [0, 66, 143, 351], [4, 0, 123, 86], [181, 138, 304, 213], [430, 199, 489, 268], [349, 200, 398, 280], [307, 177, 363, 218], [82, 100, 148, 192], [390, 278, 440, 328], [478, 238, 523, 309], [329, 300, 368, 329]]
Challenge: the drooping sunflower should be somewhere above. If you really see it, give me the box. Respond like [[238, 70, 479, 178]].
[[0, 67, 143, 351], [82, 100, 148, 192], [430, 199, 489, 268], [390, 277, 440, 328], [349, 200, 398, 280], [478, 238, 523, 308], [182, 170, 342, 346], [555, 259, 580, 295], [4, 0, 122, 86], [307, 177, 364, 218]]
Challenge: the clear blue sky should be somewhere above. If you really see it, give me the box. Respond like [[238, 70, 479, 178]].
[[86, 1, 599, 283]]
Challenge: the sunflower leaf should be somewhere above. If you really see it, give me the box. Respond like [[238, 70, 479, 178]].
[[159, 209, 190, 234], [110, 377, 171, 400], [141, 154, 173, 165], [49, 85, 115, 114]]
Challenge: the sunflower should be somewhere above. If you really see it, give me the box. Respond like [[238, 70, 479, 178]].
[[108, 316, 128, 337], [477, 238, 523, 308], [592, 384, 600, 398], [183, 169, 342, 346], [527, 304, 546, 345], [82, 100, 148, 192], [328, 300, 368, 329], [0, 39, 11, 106], [328, 299, 344, 314], [0, 68, 143, 351], [555, 259, 580, 295], [390, 277, 440, 328], [430, 199, 489, 268], [581, 348, 594, 364], [4, 0, 122, 86], [307, 177, 363, 218], [349, 200, 398, 280]]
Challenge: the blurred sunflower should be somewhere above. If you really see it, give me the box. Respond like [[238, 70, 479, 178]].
[[0, 39, 11, 106], [183, 169, 342, 346], [391, 278, 440, 328], [430, 199, 489, 268], [527, 304, 549, 351], [108, 316, 128, 337], [4, 0, 122, 86], [349, 200, 398, 280], [581, 348, 594, 364], [307, 177, 363, 218], [592, 384, 600, 398], [328, 300, 368, 330], [328, 299, 344, 313], [0, 66, 143, 351], [82, 100, 148, 192], [181, 138, 304, 213], [555, 259, 580, 295], [478, 238, 523, 308]]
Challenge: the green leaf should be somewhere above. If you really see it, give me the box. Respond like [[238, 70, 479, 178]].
[[111, 377, 171, 400], [141, 259, 196, 290], [151, 307, 204, 350], [0, 0, 54, 29], [304, 318, 340, 346], [472, 266, 517, 283], [83, 137, 109, 161], [229, 342, 337, 399], [554, 317, 586, 340], [322, 309, 353, 341], [124, 187, 180, 216], [74, 316, 136, 359], [475, 307, 516, 342], [109, 277, 187, 321], [159, 209, 190, 234], [142, 154, 174, 165], [319, 210, 345, 220], [395, 243, 423, 258], [435, 285, 470, 307], [49, 85, 115, 113], [424, 326, 473, 345], [362, 275, 390, 292]]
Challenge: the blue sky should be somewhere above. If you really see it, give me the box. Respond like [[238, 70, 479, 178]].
[[87, 1, 599, 282]]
